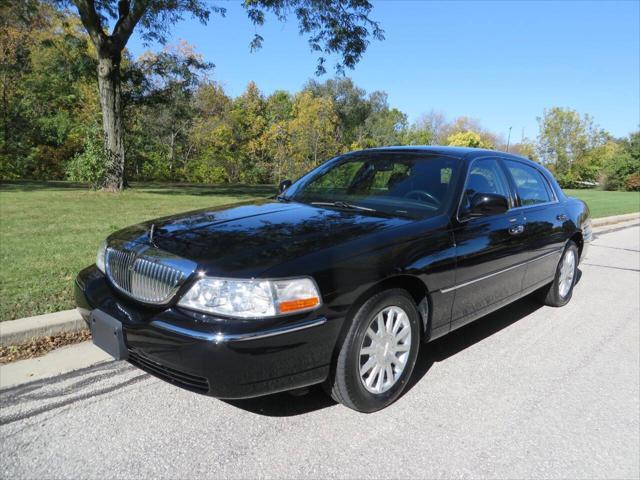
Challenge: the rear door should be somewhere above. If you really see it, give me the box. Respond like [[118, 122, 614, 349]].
[[503, 160, 567, 290], [449, 157, 528, 329]]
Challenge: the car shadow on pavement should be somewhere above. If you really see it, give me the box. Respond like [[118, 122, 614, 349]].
[[405, 268, 580, 396], [222, 385, 337, 417], [404, 294, 544, 397], [223, 272, 583, 417]]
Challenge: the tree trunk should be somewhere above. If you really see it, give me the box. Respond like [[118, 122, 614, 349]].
[[169, 131, 176, 172], [97, 53, 125, 191]]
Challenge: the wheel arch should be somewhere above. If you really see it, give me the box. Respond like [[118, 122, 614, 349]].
[[562, 196, 590, 261], [324, 273, 431, 390], [339, 274, 431, 343], [569, 231, 584, 259]]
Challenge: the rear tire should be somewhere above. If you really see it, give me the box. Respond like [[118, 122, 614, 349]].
[[538, 241, 579, 307], [326, 289, 420, 413]]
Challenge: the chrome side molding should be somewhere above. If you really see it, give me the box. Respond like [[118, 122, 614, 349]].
[[440, 248, 563, 294]]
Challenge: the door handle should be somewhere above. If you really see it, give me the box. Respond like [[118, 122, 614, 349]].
[[557, 214, 568, 221], [509, 224, 525, 235]]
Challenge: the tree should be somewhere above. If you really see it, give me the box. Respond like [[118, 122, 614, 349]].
[[409, 112, 501, 148], [441, 116, 499, 149], [133, 41, 212, 178], [304, 78, 418, 150], [403, 121, 434, 146], [0, 1, 36, 173], [446, 131, 493, 149], [187, 81, 234, 182], [262, 121, 292, 184], [187, 81, 271, 183], [358, 107, 407, 148], [228, 81, 269, 182], [508, 140, 538, 162], [304, 77, 370, 146], [286, 91, 340, 177], [602, 131, 640, 191], [1, 1, 98, 179], [265, 90, 293, 124], [59, 0, 383, 191], [536, 107, 606, 176], [412, 110, 447, 144]]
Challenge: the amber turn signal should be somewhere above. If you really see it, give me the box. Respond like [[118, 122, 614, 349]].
[[278, 297, 320, 313]]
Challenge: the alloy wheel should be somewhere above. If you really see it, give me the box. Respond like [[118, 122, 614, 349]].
[[558, 249, 576, 298], [358, 306, 412, 394]]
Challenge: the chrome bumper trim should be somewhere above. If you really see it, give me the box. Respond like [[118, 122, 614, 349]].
[[149, 317, 327, 343]]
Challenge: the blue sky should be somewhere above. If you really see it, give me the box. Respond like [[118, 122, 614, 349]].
[[127, 0, 640, 141]]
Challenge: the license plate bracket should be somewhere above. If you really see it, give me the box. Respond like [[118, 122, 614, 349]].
[[90, 309, 128, 360]]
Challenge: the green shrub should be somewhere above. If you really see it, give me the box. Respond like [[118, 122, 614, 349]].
[[603, 152, 639, 191], [184, 159, 229, 184], [239, 166, 267, 184], [64, 126, 106, 188], [0, 154, 20, 180], [625, 173, 640, 192], [140, 150, 174, 181], [555, 171, 584, 189]]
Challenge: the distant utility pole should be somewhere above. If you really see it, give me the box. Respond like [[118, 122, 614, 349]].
[[506, 126, 512, 152]]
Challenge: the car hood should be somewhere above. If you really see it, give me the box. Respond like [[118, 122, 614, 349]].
[[109, 199, 411, 277]]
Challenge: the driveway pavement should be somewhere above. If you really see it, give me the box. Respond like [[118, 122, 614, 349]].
[[1, 225, 638, 479]]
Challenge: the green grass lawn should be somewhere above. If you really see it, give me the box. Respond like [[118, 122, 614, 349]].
[[0, 181, 638, 322], [564, 189, 640, 219], [0, 181, 273, 321]]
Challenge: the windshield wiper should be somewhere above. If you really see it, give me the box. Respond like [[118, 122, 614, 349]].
[[310, 201, 376, 212]]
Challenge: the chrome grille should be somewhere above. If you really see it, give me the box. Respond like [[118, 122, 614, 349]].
[[105, 245, 196, 305]]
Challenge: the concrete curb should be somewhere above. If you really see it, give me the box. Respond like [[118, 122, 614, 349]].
[[591, 212, 639, 228], [0, 211, 638, 347], [0, 309, 85, 347], [0, 341, 111, 389]]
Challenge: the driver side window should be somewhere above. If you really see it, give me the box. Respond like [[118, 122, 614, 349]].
[[461, 158, 511, 212]]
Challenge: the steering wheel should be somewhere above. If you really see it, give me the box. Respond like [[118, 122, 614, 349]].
[[404, 190, 441, 208]]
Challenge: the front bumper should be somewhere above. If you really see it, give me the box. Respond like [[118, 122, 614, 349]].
[[75, 265, 341, 399]]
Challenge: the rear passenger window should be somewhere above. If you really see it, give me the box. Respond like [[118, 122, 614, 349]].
[[505, 161, 553, 206]]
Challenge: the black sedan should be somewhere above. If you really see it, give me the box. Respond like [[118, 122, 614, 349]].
[[75, 146, 592, 412]]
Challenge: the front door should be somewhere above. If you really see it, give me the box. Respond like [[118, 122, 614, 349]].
[[450, 157, 528, 329]]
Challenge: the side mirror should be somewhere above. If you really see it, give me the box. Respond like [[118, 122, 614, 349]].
[[468, 193, 509, 216], [278, 179, 292, 194]]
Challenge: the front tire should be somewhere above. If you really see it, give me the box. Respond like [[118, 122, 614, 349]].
[[327, 289, 421, 413], [539, 241, 579, 307]]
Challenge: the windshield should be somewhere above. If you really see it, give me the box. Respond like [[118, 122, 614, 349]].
[[284, 152, 461, 219]]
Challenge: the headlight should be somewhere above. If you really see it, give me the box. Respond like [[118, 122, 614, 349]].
[[177, 276, 321, 318], [96, 239, 107, 273]]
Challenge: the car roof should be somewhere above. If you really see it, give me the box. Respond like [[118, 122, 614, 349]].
[[346, 145, 535, 165]]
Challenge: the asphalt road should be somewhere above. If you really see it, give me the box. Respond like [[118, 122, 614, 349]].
[[1, 224, 639, 479]]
